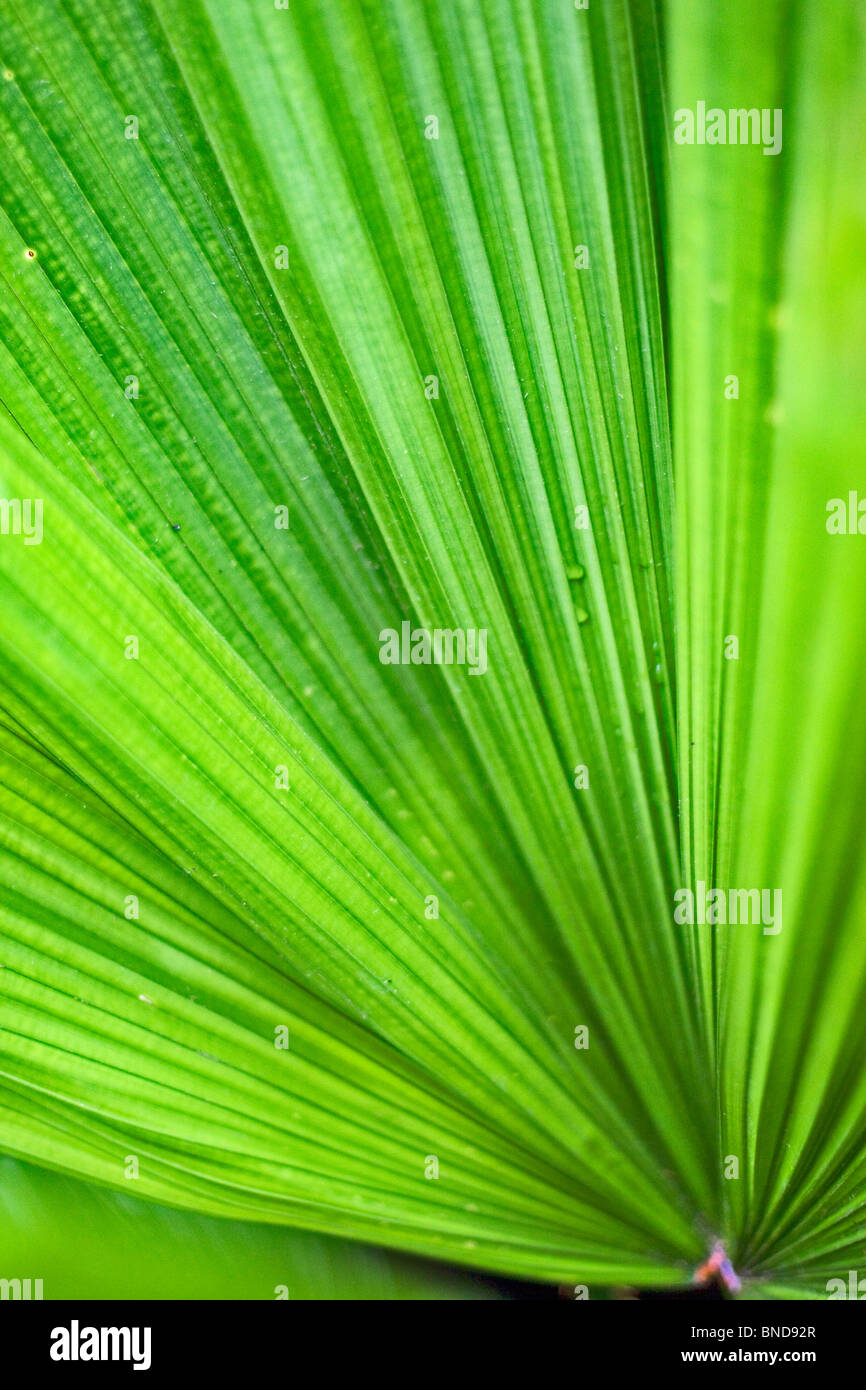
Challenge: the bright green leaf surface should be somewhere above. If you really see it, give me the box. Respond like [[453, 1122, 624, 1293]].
[[0, 0, 862, 1297], [0, 1156, 504, 1299]]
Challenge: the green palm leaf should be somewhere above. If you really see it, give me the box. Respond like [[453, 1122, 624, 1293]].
[[0, 0, 862, 1297]]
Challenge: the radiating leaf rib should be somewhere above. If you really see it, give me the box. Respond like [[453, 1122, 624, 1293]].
[[0, 719, 700, 1280]]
